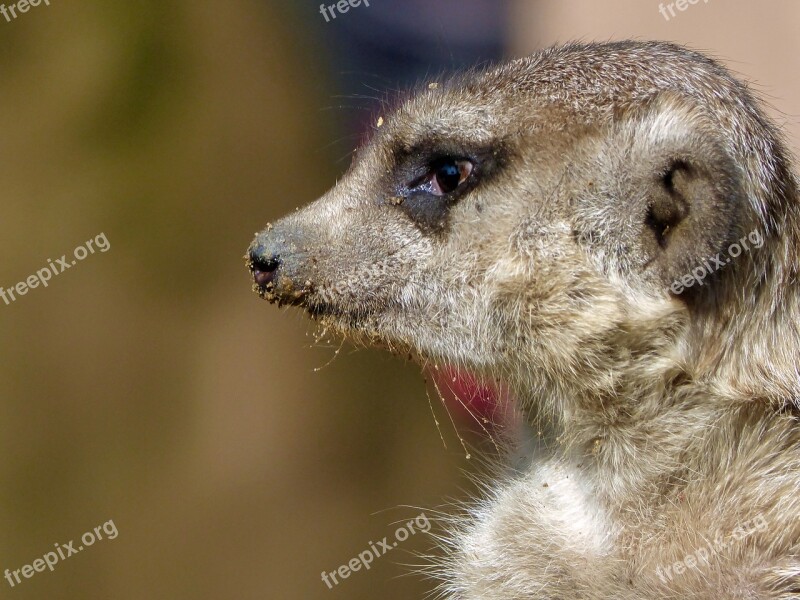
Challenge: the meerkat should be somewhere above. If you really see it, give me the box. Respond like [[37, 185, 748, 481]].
[[247, 41, 800, 598]]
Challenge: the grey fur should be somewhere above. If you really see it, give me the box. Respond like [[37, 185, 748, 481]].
[[248, 41, 800, 598]]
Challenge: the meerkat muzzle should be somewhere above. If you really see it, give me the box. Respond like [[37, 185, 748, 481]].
[[247, 222, 316, 306]]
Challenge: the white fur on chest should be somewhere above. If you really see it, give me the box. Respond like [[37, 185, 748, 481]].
[[532, 460, 613, 555], [451, 458, 615, 598]]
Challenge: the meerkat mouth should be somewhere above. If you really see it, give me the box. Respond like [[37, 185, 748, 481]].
[[247, 248, 516, 431]]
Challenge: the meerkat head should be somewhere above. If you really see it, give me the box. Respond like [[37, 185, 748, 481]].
[[248, 41, 800, 421]]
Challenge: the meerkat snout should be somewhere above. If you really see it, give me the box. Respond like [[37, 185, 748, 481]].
[[248, 245, 280, 287], [248, 220, 319, 305], [248, 41, 800, 598]]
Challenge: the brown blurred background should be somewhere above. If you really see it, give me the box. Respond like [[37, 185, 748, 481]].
[[0, 2, 797, 599]]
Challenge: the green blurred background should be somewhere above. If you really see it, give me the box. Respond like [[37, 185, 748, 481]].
[[0, 1, 798, 598]]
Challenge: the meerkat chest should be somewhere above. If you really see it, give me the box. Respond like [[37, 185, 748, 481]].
[[531, 460, 615, 554], [454, 456, 617, 592]]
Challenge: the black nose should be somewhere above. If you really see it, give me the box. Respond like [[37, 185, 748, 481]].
[[249, 245, 281, 287]]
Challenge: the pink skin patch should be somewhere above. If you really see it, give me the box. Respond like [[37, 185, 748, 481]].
[[428, 366, 522, 435]]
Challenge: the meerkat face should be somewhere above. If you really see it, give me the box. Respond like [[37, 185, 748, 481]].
[[248, 42, 777, 403]]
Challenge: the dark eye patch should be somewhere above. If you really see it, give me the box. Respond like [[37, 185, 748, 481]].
[[384, 138, 508, 233]]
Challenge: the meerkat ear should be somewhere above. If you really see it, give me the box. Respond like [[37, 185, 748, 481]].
[[620, 97, 747, 293]]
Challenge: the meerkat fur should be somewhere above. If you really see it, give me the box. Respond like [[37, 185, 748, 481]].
[[248, 41, 800, 598]]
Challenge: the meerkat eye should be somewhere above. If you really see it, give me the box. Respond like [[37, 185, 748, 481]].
[[427, 158, 474, 195], [390, 149, 492, 230]]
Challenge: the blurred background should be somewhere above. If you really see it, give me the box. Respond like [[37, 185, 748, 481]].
[[0, 1, 798, 598]]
